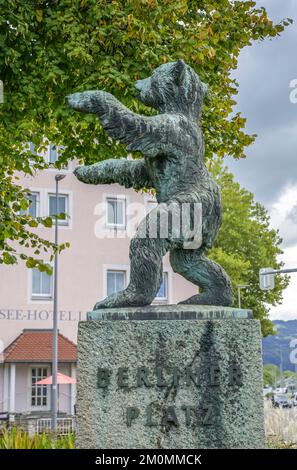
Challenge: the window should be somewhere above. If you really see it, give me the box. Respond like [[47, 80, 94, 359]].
[[49, 143, 58, 164], [48, 194, 68, 225], [107, 270, 126, 296], [31, 367, 48, 407], [48, 143, 68, 169], [32, 268, 52, 299], [28, 192, 38, 217], [106, 197, 125, 227], [20, 192, 39, 217], [27, 142, 37, 166], [155, 272, 168, 301]]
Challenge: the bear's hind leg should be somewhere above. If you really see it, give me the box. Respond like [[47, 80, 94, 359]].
[[170, 248, 233, 307], [93, 236, 169, 310]]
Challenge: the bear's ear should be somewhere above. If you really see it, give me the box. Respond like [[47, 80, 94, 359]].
[[173, 59, 186, 86]]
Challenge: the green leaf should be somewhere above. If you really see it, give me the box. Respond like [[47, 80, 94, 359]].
[[26, 258, 37, 268], [3, 252, 16, 264], [28, 219, 38, 228], [43, 217, 53, 228], [57, 212, 66, 221], [44, 264, 53, 276], [36, 10, 43, 23]]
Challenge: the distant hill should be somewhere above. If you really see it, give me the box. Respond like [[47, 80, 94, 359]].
[[262, 320, 297, 372]]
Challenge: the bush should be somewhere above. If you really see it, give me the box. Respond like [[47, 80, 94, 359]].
[[0, 427, 75, 449]]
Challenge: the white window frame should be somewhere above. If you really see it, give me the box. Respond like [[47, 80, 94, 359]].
[[43, 188, 72, 230], [29, 365, 50, 410], [19, 191, 40, 218], [31, 268, 53, 301], [103, 264, 129, 298], [48, 143, 59, 164], [27, 191, 40, 218], [106, 270, 126, 297], [48, 193, 70, 227], [105, 195, 126, 229], [153, 271, 170, 304]]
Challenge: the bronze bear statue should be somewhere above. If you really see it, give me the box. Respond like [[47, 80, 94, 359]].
[[67, 60, 233, 309]]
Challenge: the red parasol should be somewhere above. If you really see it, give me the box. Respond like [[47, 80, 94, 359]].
[[35, 371, 76, 385]]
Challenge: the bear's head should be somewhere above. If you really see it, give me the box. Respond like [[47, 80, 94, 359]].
[[135, 60, 208, 121]]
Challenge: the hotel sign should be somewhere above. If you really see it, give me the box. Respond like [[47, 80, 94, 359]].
[[0, 309, 86, 321]]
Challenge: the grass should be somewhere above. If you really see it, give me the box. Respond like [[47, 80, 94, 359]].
[[264, 400, 297, 449], [0, 426, 75, 449], [265, 437, 296, 449]]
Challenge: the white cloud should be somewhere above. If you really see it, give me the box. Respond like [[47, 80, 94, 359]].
[[268, 185, 297, 320], [269, 244, 297, 320], [269, 184, 297, 247]]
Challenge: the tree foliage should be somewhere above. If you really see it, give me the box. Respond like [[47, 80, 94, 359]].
[[209, 161, 289, 336], [263, 364, 280, 387], [0, 1, 291, 272], [263, 364, 297, 386]]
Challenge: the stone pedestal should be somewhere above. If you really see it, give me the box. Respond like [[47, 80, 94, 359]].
[[76, 305, 264, 449]]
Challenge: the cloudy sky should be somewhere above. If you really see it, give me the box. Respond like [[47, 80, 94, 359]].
[[227, 0, 297, 320]]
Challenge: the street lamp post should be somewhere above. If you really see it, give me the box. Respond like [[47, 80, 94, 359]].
[[51, 174, 66, 434], [259, 267, 297, 291], [237, 284, 250, 309]]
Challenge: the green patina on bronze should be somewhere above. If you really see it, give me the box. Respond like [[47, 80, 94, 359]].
[[67, 60, 233, 309]]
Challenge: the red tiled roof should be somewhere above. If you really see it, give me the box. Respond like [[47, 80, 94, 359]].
[[4, 329, 77, 363]]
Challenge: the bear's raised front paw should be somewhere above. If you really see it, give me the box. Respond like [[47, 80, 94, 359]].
[[67, 93, 84, 111], [73, 166, 84, 181]]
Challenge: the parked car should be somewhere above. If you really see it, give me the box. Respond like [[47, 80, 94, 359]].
[[272, 394, 293, 408], [274, 387, 288, 394]]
